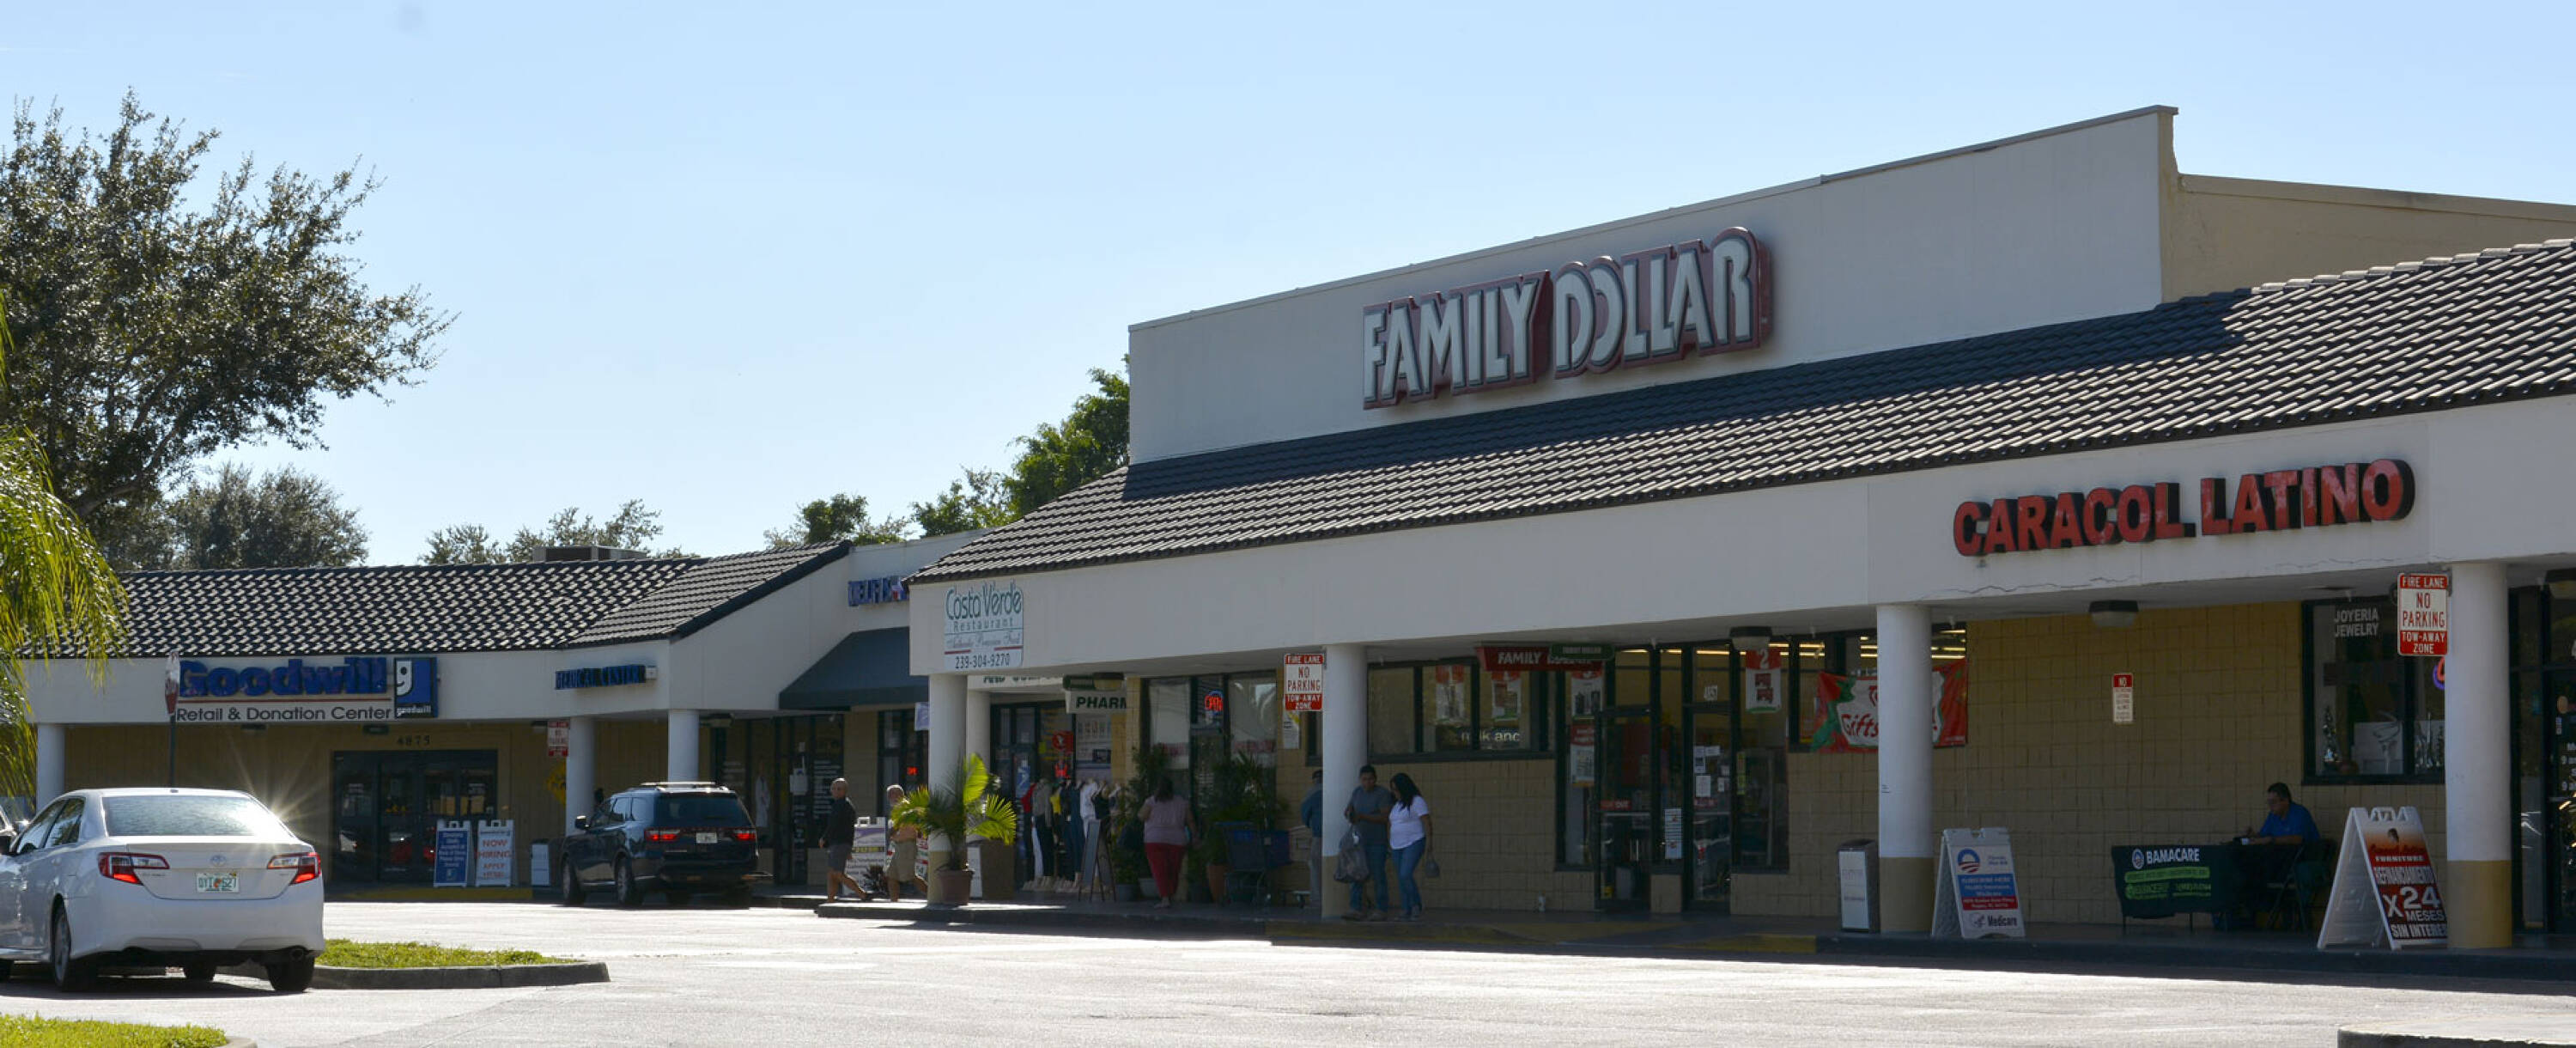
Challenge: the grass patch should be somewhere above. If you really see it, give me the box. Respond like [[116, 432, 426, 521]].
[[317, 938, 568, 968], [0, 1014, 228, 1048]]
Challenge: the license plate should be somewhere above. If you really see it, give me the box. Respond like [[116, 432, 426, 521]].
[[197, 873, 239, 893], [695, 832, 719, 844]]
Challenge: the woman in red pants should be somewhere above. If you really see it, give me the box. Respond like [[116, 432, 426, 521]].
[[1139, 777, 1192, 908]]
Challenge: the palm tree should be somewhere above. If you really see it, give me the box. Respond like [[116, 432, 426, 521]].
[[888, 753, 1018, 872], [0, 299, 126, 797]]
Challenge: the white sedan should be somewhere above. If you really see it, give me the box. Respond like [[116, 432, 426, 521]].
[[0, 787, 324, 991]]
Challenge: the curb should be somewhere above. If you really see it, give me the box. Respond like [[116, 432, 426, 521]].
[[307, 961, 611, 990], [812, 904, 2576, 984], [2340, 1020, 2576, 1047]]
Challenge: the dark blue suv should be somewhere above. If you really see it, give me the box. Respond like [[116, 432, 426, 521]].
[[559, 783, 758, 907]]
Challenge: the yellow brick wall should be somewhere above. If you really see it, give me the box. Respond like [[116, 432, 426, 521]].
[[1733, 602, 2445, 925], [1364, 759, 1592, 913]]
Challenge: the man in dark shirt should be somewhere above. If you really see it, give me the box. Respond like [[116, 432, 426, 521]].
[[823, 778, 861, 901], [1343, 765, 1394, 921]]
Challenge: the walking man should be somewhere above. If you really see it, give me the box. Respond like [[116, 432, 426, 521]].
[[1342, 765, 1394, 920], [823, 778, 861, 901]]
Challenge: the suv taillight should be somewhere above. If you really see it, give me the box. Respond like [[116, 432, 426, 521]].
[[268, 851, 320, 885], [731, 829, 755, 842], [645, 830, 679, 843], [100, 852, 168, 885]]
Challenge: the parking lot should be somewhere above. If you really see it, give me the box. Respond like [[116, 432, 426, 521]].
[[0, 901, 2571, 1046]]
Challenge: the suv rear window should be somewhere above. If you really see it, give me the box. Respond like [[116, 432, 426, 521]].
[[653, 794, 750, 826], [104, 795, 285, 838]]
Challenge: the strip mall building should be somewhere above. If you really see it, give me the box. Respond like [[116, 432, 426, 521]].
[[902, 107, 2576, 945]]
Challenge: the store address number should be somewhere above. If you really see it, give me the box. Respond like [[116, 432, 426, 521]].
[[394, 734, 434, 747]]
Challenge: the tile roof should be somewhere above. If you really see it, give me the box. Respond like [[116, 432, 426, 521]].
[[49, 544, 848, 659], [915, 239, 2576, 583]]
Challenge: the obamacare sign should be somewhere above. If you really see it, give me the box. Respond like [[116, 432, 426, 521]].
[[1361, 228, 1772, 408]]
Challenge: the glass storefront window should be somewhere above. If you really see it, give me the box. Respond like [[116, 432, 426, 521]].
[[1147, 678, 1191, 770], [1369, 667, 1415, 755], [1421, 662, 1475, 752], [1228, 674, 1280, 766], [2306, 599, 2436, 782]]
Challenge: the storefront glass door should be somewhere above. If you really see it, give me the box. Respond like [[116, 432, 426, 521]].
[[1596, 649, 1656, 911], [1683, 648, 1735, 911], [329, 750, 497, 887]]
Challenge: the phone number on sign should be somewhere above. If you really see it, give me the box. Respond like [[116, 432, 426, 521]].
[[945, 651, 1022, 671]]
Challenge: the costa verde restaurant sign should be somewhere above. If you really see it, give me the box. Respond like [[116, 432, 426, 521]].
[[939, 581, 1025, 672], [175, 657, 438, 723], [1361, 228, 1772, 408], [1953, 459, 2414, 558]]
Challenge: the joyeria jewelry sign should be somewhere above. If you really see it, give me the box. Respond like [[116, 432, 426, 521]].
[[1361, 228, 1772, 408]]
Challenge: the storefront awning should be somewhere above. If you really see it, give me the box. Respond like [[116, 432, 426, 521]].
[[778, 628, 923, 711]]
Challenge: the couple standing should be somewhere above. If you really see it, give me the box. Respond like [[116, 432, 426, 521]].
[[1333, 765, 1433, 922]]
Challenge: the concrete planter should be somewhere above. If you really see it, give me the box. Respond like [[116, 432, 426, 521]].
[[928, 868, 974, 906]]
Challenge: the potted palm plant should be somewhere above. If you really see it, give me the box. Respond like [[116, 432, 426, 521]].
[[889, 754, 1019, 906]]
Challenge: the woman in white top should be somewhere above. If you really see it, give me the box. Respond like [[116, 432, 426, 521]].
[[1386, 772, 1433, 922]]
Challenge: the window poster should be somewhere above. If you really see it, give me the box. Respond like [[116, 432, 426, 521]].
[[1432, 664, 1470, 727], [1491, 670, 1525, 725], [1743, 647, 1785, 714], [1569, 667, 1605, 718], [1567, 722, 1597, 788]]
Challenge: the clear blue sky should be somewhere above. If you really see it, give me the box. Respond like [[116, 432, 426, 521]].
[[7, 3, 2571, 559]]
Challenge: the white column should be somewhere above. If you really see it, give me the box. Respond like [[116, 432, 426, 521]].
[[666, 710, 701, 783], [1320, 643, 1366, 919], [2445, 561, 2510, 947], [1876, 604, 1935, 932], [563, 716, 597, 838], [33, 723, 65, 806], [963, 686, 993, 896], [926, 675, 966, 849]]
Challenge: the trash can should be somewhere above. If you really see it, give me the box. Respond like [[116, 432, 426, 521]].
[[1838, 839, 1880, 932]]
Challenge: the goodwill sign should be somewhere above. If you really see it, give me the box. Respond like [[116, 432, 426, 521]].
[[939, 581, 1025, 672], [175, 657, 438, 723]]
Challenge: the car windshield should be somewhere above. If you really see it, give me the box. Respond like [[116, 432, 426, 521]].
[[653, 794, 749, 826], [103, 795, 286, 838]]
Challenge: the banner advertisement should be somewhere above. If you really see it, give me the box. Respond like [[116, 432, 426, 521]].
[[1490, 669, 1526, 724], [433, 820, 473, 888], [2318, 806, 2448, 949], [1808, 660, 1970, 752], [2113, 844, 2239, 919], [474, 820, 515, 887], [1933, 826, 2026, 939]]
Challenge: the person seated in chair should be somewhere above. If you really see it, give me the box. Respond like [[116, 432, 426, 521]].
[[2245, 782, 2319, 846]]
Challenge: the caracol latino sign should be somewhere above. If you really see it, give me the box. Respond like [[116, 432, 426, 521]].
[[1953, 459, 2414, 557], [1360, 228, 1772, 408], [174, 657, 439, 723]]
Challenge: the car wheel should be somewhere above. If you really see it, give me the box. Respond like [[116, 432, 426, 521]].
[[49, 906, 96, 991], [182, 961, 217, 985], [560, 857, 588, 906], [265, 956, 315, 994], [614, 858, 642, 907]]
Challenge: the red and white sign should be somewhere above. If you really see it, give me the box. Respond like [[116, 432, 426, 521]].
[[1283, 653, 1326, 712], [2111, 673, 2135, 725], [2396, 573, 2450, 657], [2318, 806, 2447, 949], [546, 720, 569, 759]]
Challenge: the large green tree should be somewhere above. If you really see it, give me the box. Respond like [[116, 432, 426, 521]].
[[0, 94, 448, 553], [1002, 366, 1127, 517], [423, 500, 685, 564], [0, 301, 125, 797], [764, 493, 908, 549], [141, 464, 368, 570], [909, 468, 1012, 537]]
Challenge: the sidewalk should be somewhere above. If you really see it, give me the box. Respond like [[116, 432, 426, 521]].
[[761, 885, 2576, 988]]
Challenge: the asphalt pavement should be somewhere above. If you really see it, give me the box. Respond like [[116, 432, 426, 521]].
[[0, 901, 2570, 1046]]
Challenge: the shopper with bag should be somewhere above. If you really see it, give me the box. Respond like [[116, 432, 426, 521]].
[[1340, 765, 1395, 921], [1387, 772, 1434, 922]]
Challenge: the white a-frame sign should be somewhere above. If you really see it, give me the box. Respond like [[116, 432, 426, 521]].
[[2316, 806, 2448, 950]]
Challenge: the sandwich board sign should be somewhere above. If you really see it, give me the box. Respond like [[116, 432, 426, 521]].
[[1931, 826, 2026, 939], [2316, 806, 2447, 950]]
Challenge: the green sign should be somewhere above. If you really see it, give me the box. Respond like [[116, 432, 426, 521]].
[[2111, 844, 2242, 919], [1548, 643, 1612, 663]]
